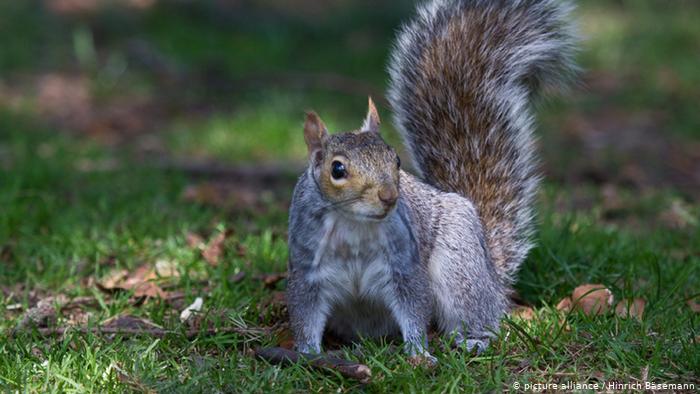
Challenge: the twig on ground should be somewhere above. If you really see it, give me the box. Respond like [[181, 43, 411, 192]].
[[255, 347, 371, 383]]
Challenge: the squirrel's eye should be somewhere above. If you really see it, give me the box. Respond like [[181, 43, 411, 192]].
[[396, 155, 401, 168], [331, 161, 347, 180]]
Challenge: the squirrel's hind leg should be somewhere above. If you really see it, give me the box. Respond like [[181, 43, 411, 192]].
[[427, 198, 509, 354]]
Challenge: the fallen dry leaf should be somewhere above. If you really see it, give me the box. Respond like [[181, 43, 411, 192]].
[[97, 265, 167, 299], [571, 284, 614, 316], [98, 269, 129, 290], [202, 231, 228, 266], [180, 297, 204, 323], [614, 298, 646, 321], [556, 297, 573, 313]]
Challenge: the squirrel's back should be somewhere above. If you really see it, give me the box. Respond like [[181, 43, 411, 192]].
[[388, 0, 577, 284]]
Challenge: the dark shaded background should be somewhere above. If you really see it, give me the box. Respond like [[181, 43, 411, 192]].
[[2, 0, 698, 197]]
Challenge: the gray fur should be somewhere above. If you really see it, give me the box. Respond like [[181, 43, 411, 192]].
[[287, 0, 576, 359], [289, 168, 506, 358]]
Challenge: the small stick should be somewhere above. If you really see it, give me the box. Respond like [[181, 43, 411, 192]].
[[255, 347, 371, 383]]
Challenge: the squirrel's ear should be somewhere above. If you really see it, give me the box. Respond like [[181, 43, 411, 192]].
[[361, 97, 380, 133], [304, 111, 328, 159]]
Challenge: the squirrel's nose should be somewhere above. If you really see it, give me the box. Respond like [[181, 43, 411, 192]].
[[378, 185, 398, 206]]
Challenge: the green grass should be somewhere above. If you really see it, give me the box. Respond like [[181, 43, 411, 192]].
[[1, 110, 698, 392], [1, 0, 699, 392]]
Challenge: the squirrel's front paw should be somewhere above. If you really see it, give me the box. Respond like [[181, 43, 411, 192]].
[[464, 339, 488, 354], [407, 352, 438, 368], [454, 338, 489, 354], [453, 334, 489, 354]]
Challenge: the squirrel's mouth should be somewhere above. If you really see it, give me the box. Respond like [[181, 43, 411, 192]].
[[346, 208, 393, 221], [338, 199, 396, 222], [363, 212, 388, 220]]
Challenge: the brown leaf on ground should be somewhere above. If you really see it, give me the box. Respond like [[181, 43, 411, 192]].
[[556, 297, 573, 313], [97, 265, 167, 299], [687, 297, 700, 313], [98, 269, 130, 290], [202, 231, 228, 266], [614, 298, 646, 321], [571, 284, 614, 316], [511, 306, 535, 321]]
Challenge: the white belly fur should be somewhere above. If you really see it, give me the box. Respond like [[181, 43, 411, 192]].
[[311, 214, 399, 340]]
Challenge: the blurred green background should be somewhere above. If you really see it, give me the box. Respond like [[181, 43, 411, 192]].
[[1, 0, 698, 194]]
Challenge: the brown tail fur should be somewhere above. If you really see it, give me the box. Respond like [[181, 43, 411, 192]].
[[388, 0, 577, 284]]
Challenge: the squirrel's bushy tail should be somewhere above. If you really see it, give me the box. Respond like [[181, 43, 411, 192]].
[[388, 0, 577, 284]]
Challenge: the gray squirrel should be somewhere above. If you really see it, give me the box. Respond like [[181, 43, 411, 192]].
[[286, 0, 577, 364]]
